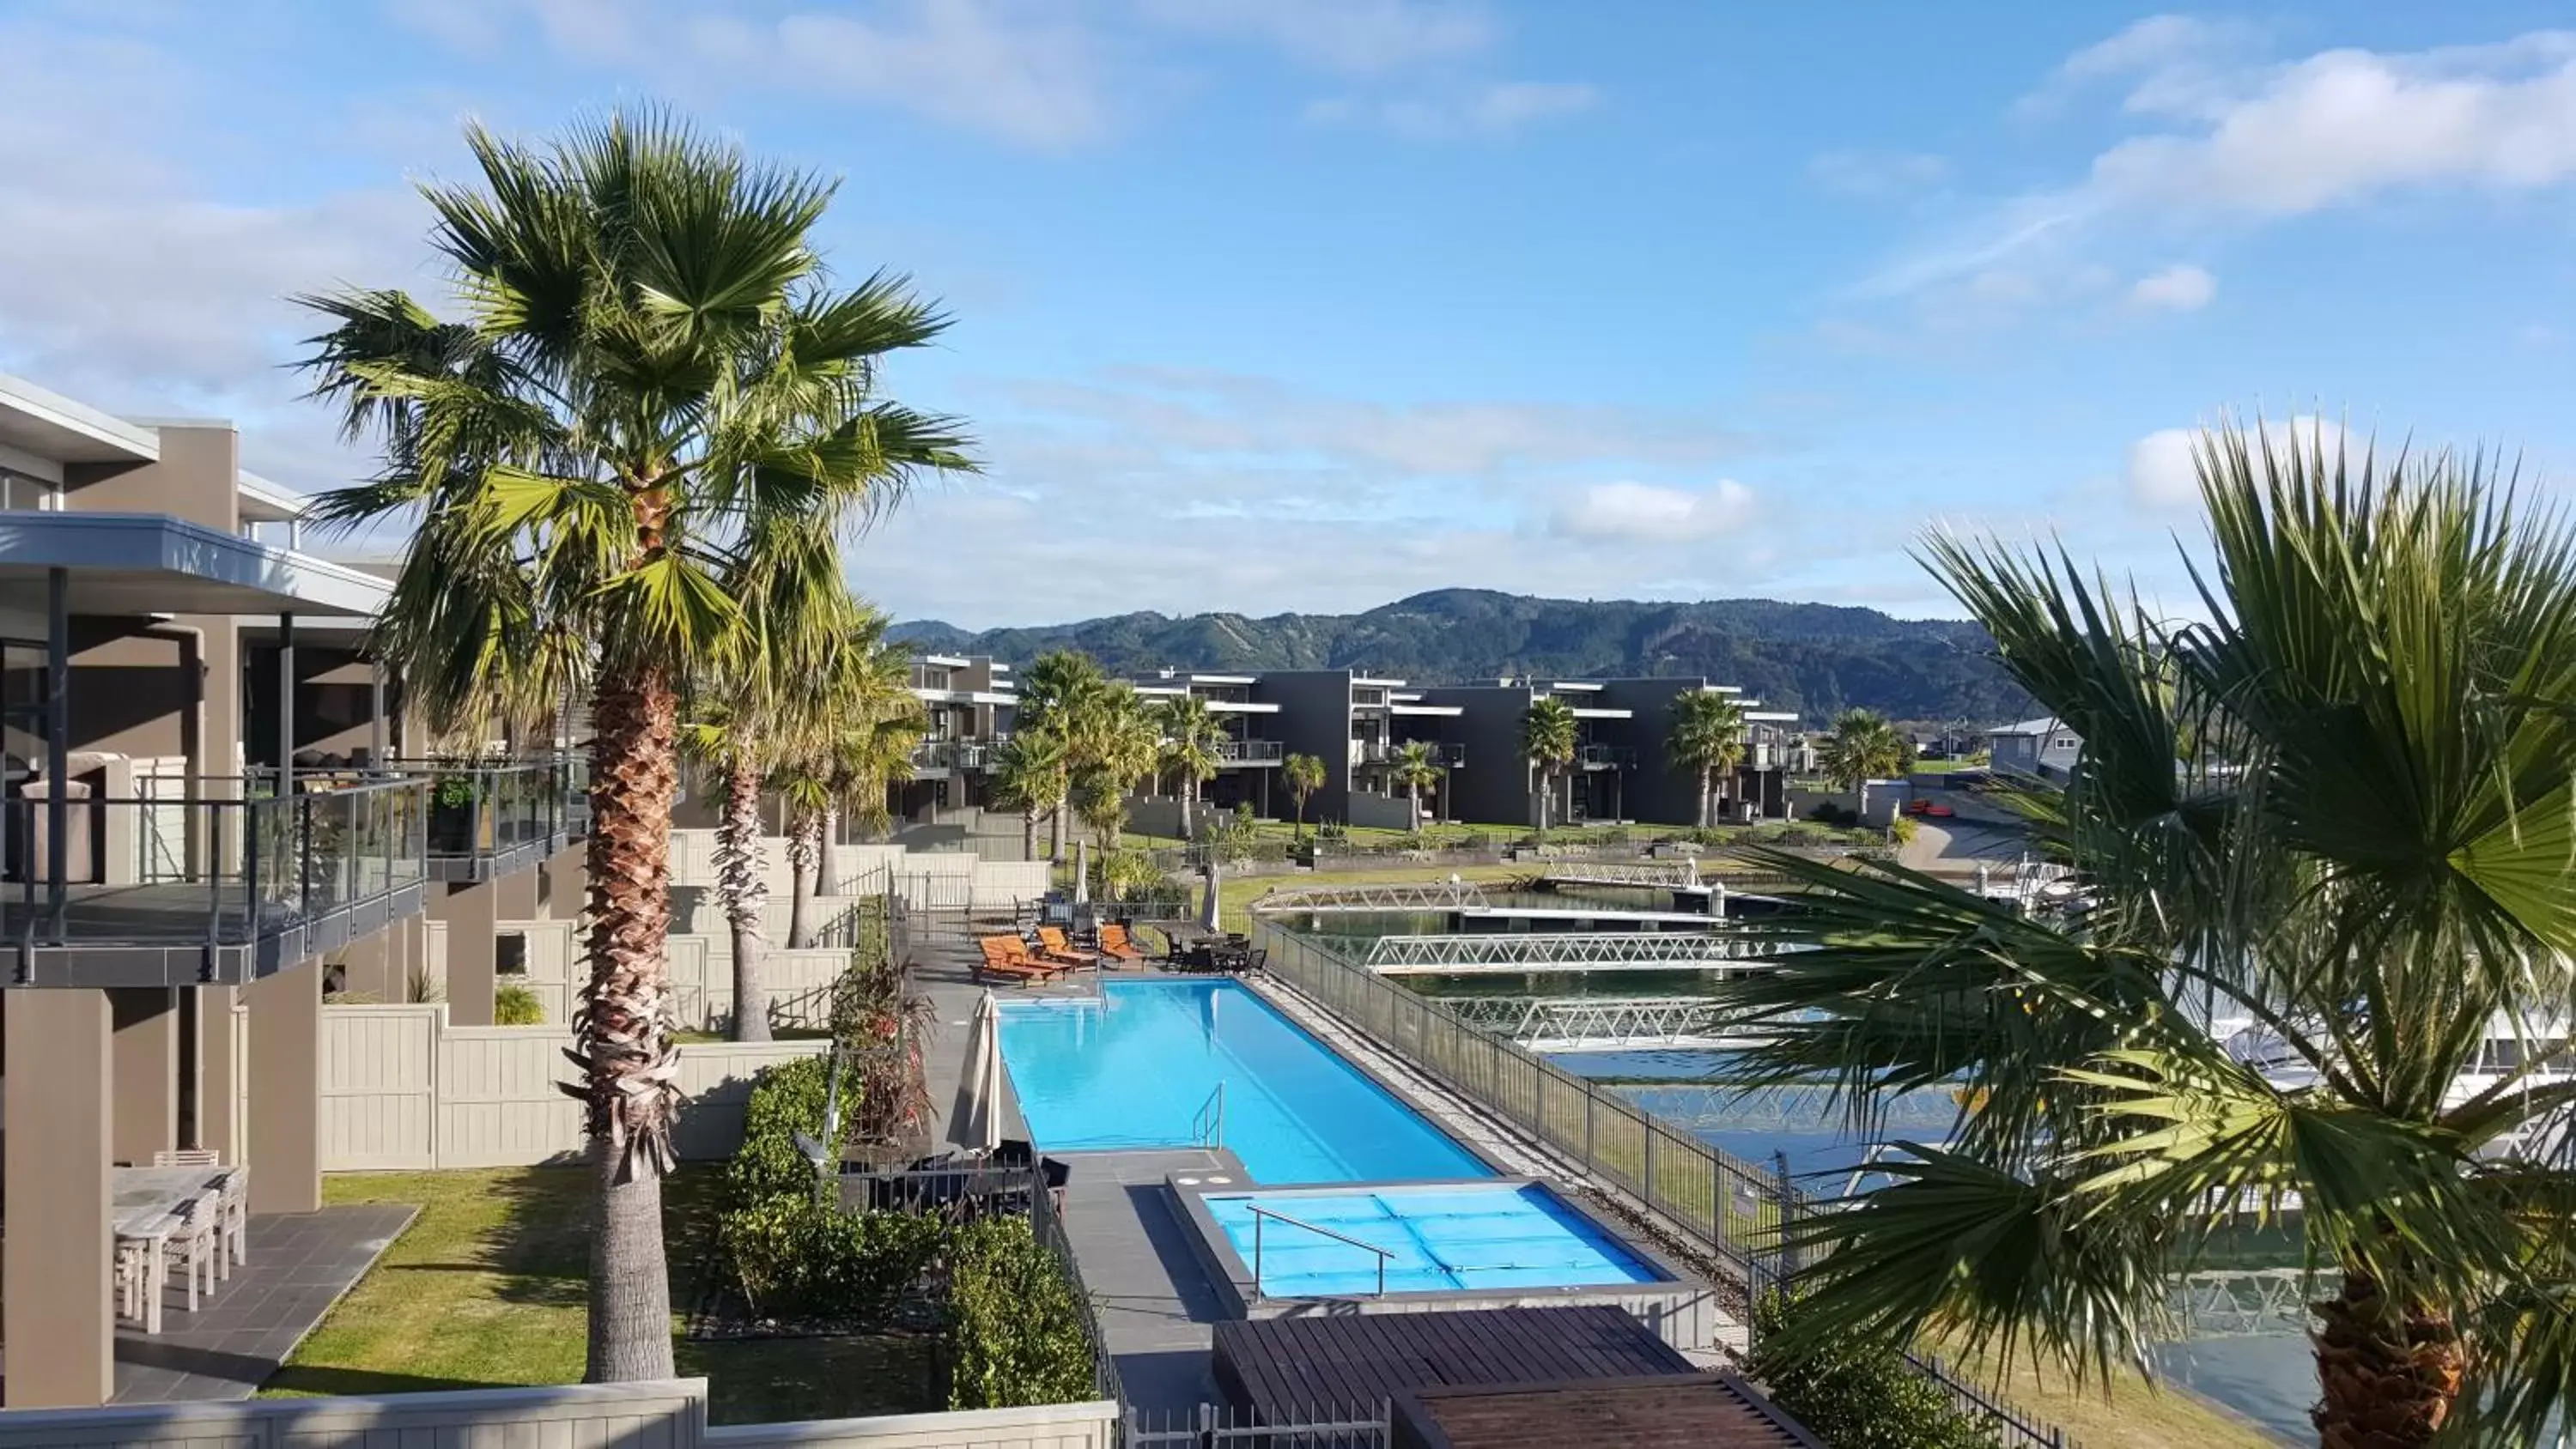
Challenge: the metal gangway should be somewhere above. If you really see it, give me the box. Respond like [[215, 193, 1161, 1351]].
[[2166, 1268, 2312, 1337], [1248, 880, 1493, 916], [1361, 931, 1784, 975], [1443, 995, 1754, 1051], [1533, 858, 1710, 892]]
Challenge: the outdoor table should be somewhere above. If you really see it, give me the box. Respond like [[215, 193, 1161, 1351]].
[[112, 1167, 228, 1334]]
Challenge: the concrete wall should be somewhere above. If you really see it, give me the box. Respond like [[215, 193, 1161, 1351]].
[[0, 1379, 1117, 1449], [1253, 670, 1354, 823], [1419, 684, 1538, 827], [318, 1005, 829, 1170], [1595, 678, 1704, 826]]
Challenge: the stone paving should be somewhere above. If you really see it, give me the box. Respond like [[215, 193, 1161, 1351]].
[[104, 1203, 418, 1404]]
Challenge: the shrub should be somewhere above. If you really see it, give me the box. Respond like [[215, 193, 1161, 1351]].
[[946, 1216, 1097, 1410], [728, 1055, 860, 1209], [1750, 1292, 2000, 1449], [1888, 815, 1920, 846], [493, 983, 544, 1025], [721, 1197, 948, 1325]]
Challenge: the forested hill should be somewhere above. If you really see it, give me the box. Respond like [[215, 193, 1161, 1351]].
[[891, 589, 2032, 724]]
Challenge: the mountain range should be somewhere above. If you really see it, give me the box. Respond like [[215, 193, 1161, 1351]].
[[890, 590, 2032, 724]]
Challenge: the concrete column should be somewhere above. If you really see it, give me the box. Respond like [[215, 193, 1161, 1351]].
[[4, 989, 114, 1407], [540, 841, 588, 920], [392, 914, 427, 1001], [494, 864, 538, 922], [109, 986, 179, 1164], [195, 985, 246, 1164], [340, 931, 392, 1001], [433, 880, 497, 1026], [245, 960, 321, 1214]]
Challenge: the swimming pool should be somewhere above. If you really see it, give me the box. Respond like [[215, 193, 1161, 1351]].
[[998, 979, 1491, 1185], [1200, 1183, 1664, 1297]]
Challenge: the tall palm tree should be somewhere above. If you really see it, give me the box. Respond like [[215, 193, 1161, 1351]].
[[1388, 740, 1443, 832], [1017, 652, 1113, 859], [1154, 694, 1225, 838], [1074, 684, 1158, 849], [1820, 706, 1904, 791], [1668, 689, 1747, 828], [1722, 423, 2576, 1448], [987, 726, 1069, 863], [1521, 696, 1578, 830], [779, 614, 921, 947], [1284, 752, 1327, 840], [295, 112, 970, 1381]]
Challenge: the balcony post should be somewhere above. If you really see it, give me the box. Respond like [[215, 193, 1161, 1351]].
[[277, 612, 295, 796], [3, 986, 112, 1406], [45, 567, 67, 938], [369, 658, 387, 768], [245, 956, 322, 1213]]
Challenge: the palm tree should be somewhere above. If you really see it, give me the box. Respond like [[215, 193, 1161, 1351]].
[[1388, 740, 1443, 833], [987, 726, 1069, 863], [1283, 752, 1327, 840], [1668, 689, 1747, 828], [1520, 696, 1578, 830], [1074, 684, 1158, 849], [295, 112, 970, 1381], [1820, 707, 1904, 791], [1722, 423, 2576, 1447], [1153, 694, 1225, 839], [1017, 652, 1113, 859], [779, 615, 920, 947]]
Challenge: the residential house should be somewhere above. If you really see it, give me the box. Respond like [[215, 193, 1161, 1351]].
[[1986, 716, 2081, 779]]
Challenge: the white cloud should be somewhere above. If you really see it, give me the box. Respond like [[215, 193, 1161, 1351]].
[[1130, 0, 1492, 75], [1808, 149, 1947, 199], [2129, 263, 2215, 311], [1549, 480, 1755, 543], [1305, 81, 1595, 139], [1869, 27, 2576, 302]]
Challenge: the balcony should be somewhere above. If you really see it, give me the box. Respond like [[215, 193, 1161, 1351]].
[[908, 739, 999, 774], [1357, 739, 1465, 768], [3, 775, 429, 986], [1576, 744, 1635, 770], [1217, 738, 1285, 766], [375, 759, 580, 882]]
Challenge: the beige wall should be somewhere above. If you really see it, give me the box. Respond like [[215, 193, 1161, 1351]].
[[0, 1377, 1118, 1449], [3, 989, 113, 1408], [319, 1006, 829, 1170], [245, 959, 322, 1214], [108, 987, 178, 1163]]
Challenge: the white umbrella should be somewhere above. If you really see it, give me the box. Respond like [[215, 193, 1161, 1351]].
[[950, 989, 1004, 1155], [1072, 839, 1091, 906], [1199, 862, 1224, 935]]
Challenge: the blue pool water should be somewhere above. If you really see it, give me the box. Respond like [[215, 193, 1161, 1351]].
[[998, 979, 1491, 1185], [1204, 1184, 1663, 1297]]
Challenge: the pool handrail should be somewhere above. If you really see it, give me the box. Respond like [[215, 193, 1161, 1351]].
[[1191, 1081, 1225, 1149], [1246, 1203, 1394, 1302]]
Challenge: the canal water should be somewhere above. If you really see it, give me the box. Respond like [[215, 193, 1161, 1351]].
[[1300, 893, 2314, 1442]]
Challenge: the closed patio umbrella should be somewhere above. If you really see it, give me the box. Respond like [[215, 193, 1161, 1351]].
[[950, 989, 1004, 1155], [1072, 839, 1090, 906], [1199, 862, 1224, 936]]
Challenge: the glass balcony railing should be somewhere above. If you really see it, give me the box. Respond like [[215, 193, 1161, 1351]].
[[1354, 740, 1464, 767], [1217, 738, 1285, 765], [360, 758, 582, 879], [909, 739, 1000, 773], [3, 775, 428, 952], [1577, 743, 1635, 769]]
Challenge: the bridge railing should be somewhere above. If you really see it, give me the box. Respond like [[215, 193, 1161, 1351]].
[[1360, 931, 1782, 972], [1249, 881, 1492, 914]]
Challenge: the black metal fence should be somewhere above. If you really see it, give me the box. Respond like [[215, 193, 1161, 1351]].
[[1122, 1402, 1390, 1447]]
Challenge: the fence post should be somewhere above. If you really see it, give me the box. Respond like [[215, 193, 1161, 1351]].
[[1774, 1150, 1801, 1278], [1583, 1084, 1595, 1172], [1644, 1121, 1659, 1212]]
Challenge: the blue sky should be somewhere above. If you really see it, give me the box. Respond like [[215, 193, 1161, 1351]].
[[1, 1, 2569, 627]]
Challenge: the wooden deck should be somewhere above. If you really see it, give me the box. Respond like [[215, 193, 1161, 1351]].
[[1213, 1305, 1692, 1417], [1393, 1373, 1822, 1448]]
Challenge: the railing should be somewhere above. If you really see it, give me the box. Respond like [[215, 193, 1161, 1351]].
[[1353, 739, 1464, 767], [1192, 1081, 1226, 1149], [5, 776, 428, 948], [1216, 738, 1285, 765], [1248, 881, 1492, 915], [1360, 931, 1779, 973], [1248, 1203, 1394, 1303], [1249, 919, 2088, 1449], [1575, 743, 1634, 768], [907, 739, 999, 773], [362, 757, 579, 867], [1442, 995, 1747, 1049], [1125, 1402, 1390, 1447]]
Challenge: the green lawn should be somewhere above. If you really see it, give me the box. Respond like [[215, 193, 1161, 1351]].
[[263, 1167, 938, 1424], [1935, 1343, 2281, 1449]]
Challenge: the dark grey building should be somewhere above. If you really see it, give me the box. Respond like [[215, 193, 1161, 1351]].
[[1420, 677, 1797, 828]]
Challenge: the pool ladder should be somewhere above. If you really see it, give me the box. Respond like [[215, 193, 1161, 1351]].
[[1191, 1082, 1225, 1149], [1247, 1204, 1394, 1303]]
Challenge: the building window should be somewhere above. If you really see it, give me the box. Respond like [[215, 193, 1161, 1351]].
[[0, 470, 58, 512]]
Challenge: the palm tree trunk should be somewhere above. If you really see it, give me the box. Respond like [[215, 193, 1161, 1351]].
[[2312, 1267, 2461, 1448], [817, 805, 839, 895], [1022, 805, 1037, 862], [1699, 766, 1713, 829], [1409, 783, 1421, 833], [785, 813, 818, 949], [1048, 792, 1066, 860], [575, 667, 679, 1383], [715, 754, 770, 1043]]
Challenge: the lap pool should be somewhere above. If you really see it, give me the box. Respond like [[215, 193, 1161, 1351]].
[[998, 979, 1489, 1185], [1201, 1184, 1664, 1297]]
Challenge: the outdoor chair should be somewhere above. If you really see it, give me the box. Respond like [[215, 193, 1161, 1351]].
[[975, 935, 1066, 986], [151, 1150, 247, 1268], [170, 1190, 224, 1307], [1094, 923, 1147, 965], [1034, 926, 1103, 969]]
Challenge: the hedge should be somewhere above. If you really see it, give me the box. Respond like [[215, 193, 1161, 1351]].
[[1751, 1292, 2000, 1449], [946, 1216, 1097, 1410]]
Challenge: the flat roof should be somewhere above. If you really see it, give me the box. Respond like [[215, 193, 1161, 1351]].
[[1546, 681, 1606, 692], [1190, 673, 1258, 685], [0, 512, 392, 617], [0, 373, 161, 467], [1570, 706, 1632, 719], [917, 652, 973, 668], [1392, 704, 1464, 717]]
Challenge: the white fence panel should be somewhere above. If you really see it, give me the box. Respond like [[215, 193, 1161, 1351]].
[[672, 1041, 832, 1161], [971, 860, 1049, 908], [434, 1027, 583, 1168], [319, 1005, 440, 1171], [0, 1379, 708, 1449], [703, 1401, 1118, 1449]]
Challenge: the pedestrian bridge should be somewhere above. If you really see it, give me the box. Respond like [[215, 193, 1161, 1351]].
[[1249, 881, 1493, 915], [1534, 859, 1712, 892], [1361, 931, 1788, 975], [1441, 994, 1753, 1051]]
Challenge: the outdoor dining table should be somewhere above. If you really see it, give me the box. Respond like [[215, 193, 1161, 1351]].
[[112, 1166, 230, 1335]]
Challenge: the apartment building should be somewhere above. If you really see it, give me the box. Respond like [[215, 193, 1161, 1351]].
[[1127, 670, 1289, 815], [0, 372, 586, 1407], [1422, 677, 1795, 828], [895, 652, 1018, 817]]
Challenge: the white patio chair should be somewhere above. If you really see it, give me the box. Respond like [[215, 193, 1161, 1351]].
[[168, 1191, 224, 1312], [155, 1150, 247, 1267], [150, 1149, 221, 1167], [113, 1215, 175, 1334]]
